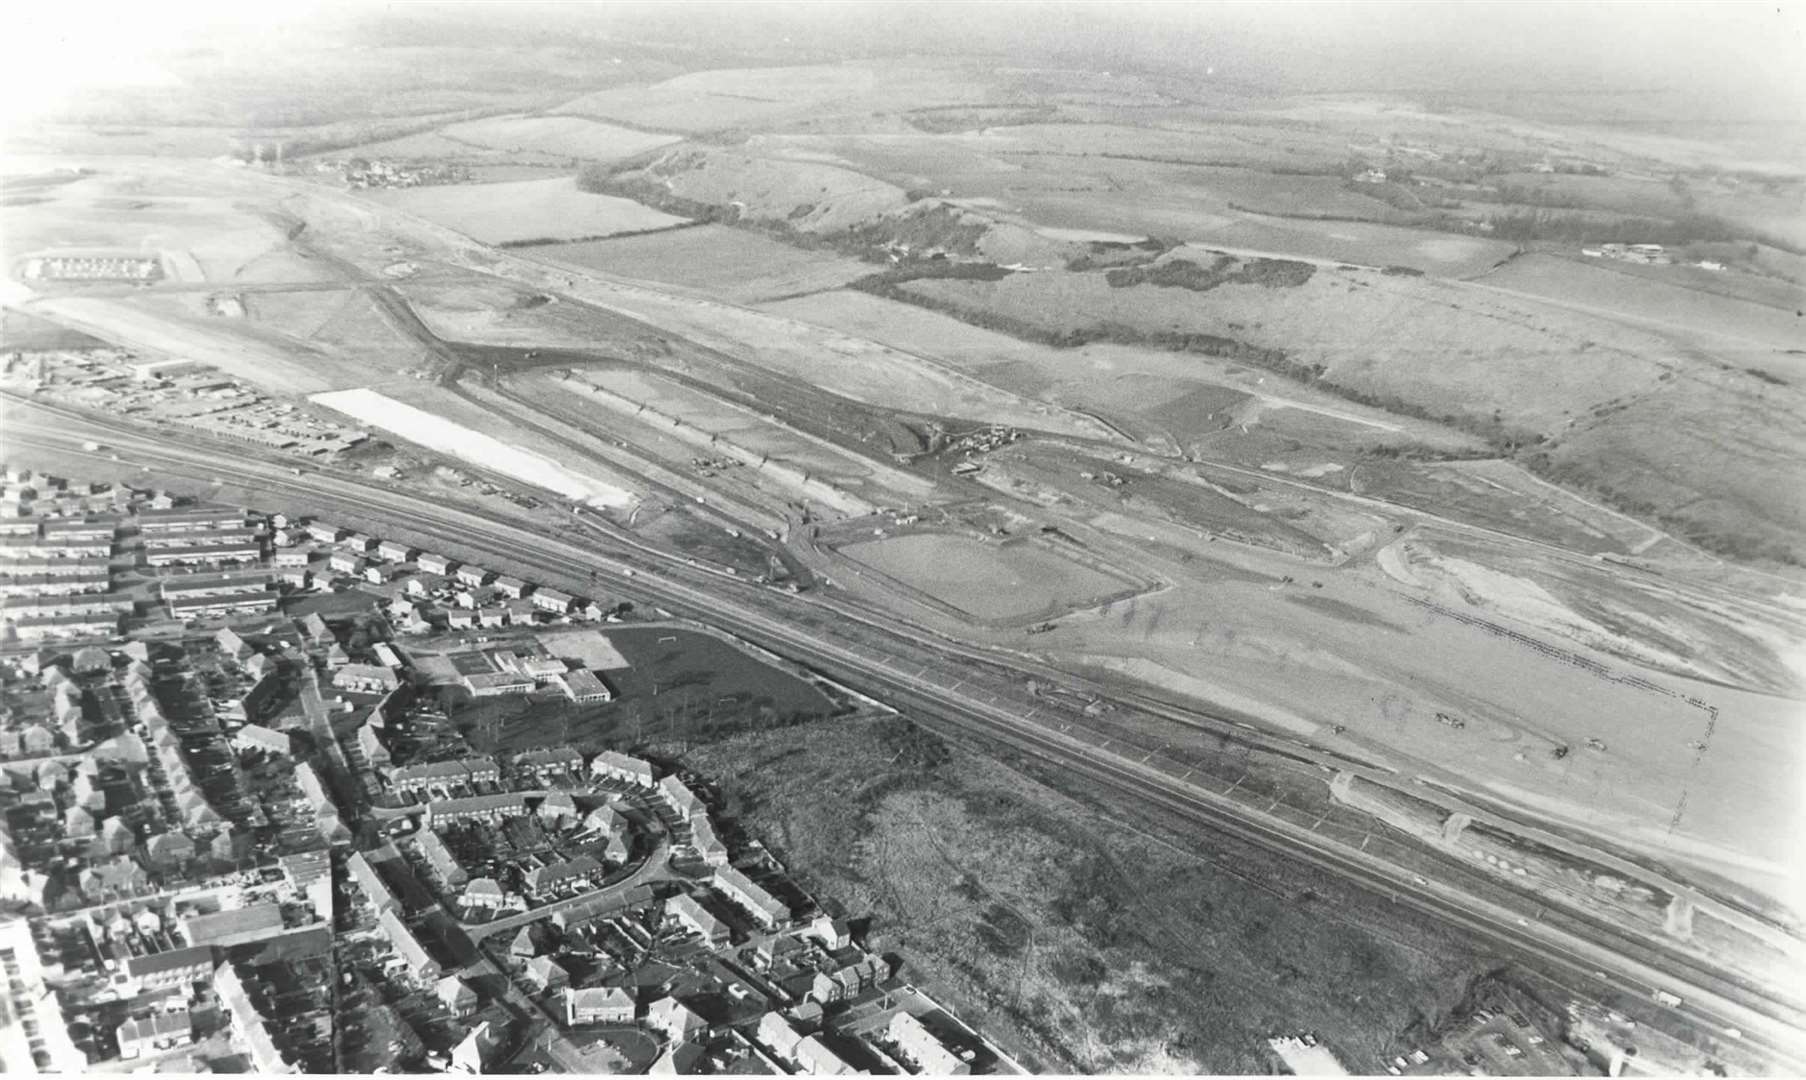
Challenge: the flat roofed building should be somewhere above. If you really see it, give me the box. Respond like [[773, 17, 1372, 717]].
[[181, 902, 284, 948], [273, 549, 311, 567], [462, 671, 535, 697], [559, 668, 612, 704]]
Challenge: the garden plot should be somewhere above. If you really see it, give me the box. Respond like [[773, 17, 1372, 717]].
[[840, 532, 1142, 625], [364, 177, 689, 245]]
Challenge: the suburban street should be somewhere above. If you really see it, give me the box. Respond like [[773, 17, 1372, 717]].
[[6, 402, 1804, 1070]]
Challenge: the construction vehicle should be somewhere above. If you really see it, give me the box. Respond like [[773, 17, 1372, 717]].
[[1586, 737, 1607, 752], [1436, 712, 1466, 730]]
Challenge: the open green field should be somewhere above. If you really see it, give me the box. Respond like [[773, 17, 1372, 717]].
[[680, 715, 1497, 1074], [526, 224, 874, 302], [602, 626, 836, 724], [840, 532, 1141, 624], [364, 177, 689, 244]]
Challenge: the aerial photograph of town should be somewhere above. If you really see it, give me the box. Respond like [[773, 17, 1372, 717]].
[[0, 0, 1801, 1075]]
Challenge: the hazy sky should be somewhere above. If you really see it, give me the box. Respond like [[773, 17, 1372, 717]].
[[5, 0, 1802, 137]]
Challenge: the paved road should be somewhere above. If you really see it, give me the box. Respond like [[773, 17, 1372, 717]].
[[8, 408, 1804, 1068]]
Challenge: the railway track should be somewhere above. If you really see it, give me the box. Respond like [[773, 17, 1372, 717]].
[[8, 409, 1805, 1068]]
